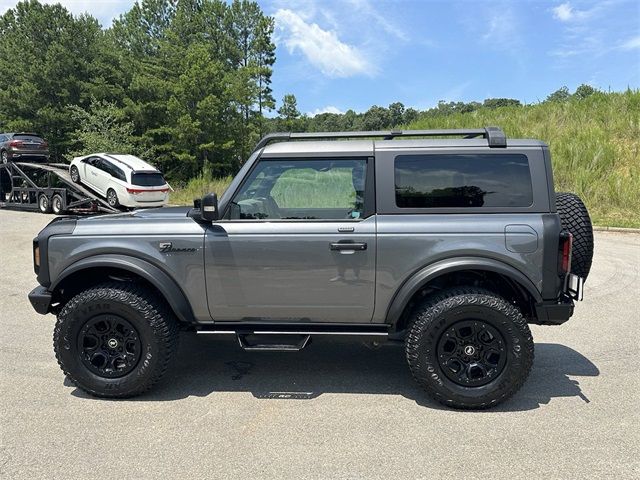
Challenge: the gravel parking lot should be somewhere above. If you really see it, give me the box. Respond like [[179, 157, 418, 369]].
[[1, 209, 638, 479]]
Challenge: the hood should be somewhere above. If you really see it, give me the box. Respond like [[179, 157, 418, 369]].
[[72, 206, 204, 236], [79, 206, 192, 223]]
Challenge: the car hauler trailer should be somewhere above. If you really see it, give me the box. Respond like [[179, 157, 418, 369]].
[[0, 162, 120, 215]]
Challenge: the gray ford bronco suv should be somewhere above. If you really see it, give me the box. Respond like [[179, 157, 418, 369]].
[[28, 127, 594, 409]]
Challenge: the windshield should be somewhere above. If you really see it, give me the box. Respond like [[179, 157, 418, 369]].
[[131, 172, 166, 187]]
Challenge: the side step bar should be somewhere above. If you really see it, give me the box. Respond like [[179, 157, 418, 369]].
[[236, 333, 311, 352], [196, 324, 390, 352]]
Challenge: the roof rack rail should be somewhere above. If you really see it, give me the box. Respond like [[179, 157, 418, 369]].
[[253, 126, 507, 151]]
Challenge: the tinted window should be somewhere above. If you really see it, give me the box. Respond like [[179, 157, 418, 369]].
[[229, 158, 367, 220], [13, 134, 44, 142], [95, 158, 110, 172], [395, 154, 533, 208], [100, 160, 125, 181], [131, 172, 166, 186]]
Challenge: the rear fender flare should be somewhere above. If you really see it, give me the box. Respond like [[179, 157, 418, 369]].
[[385, 256, 543, 326]]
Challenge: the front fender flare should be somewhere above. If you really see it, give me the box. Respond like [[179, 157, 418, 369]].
[[51, 254, 195, 323], [385, 256, 543, 326]]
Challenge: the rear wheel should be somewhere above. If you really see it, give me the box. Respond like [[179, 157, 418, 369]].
[[51, 193, 64, 215], [1, 151, 8, 164], [106, 188, 119, 208], [38, 194, 51, 214], [54, 282, 179, 398], [556, 192, 594, 280], [406, 287, 534, 409], [70, 165, 80, 184]]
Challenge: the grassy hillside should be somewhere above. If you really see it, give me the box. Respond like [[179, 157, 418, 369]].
[[173, 90, 639, 227]]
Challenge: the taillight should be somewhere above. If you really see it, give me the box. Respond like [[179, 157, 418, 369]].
[[33, 240, 40, 274], [9, 140, 23, 148], [559, 232, 573, 275], [126, 187, 169, 194]]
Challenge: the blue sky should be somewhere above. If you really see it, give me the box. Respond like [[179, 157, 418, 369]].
[[1, 0, 639, 114]]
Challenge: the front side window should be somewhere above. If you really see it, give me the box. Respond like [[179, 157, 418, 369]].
[[395, 154, 533, 208], [228, 158, 367, 220]]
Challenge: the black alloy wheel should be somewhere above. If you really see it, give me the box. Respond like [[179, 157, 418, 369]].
[[436, 320, 507, 387], [78, 315, 142, 378]]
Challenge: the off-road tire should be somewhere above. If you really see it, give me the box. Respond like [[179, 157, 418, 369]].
[[54, 282, 179, 398], [405, 287, 534, 409], [70, 165, 80, 184], [51, 193, 64, 215], [38, 194, 51, 214], [556, 192, 594, 280]]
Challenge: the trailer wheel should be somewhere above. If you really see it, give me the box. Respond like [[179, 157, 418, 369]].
[[38, 194, 52, 214], [51, 194, 64, 215]]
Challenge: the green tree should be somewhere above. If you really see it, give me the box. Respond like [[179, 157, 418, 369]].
[[546, 86, 571, 103], [483, 98, 521, 109], [0, 0, 125, 158], [388, 102, 405, 127], [361, 105, 390, 130], [574, 84, 598, 99], [277, 94, 304, 131], [67, 99, 136, 157]]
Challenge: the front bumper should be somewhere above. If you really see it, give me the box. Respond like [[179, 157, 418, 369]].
[[28, 286, 52, 315]]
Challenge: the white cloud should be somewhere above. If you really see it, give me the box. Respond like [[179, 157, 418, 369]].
[[274, 8, 373, 78], [620, 35, 640, 50], [308, 105, 344, 116], [552, 3, 574, 21]]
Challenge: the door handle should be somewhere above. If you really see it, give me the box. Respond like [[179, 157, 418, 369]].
[[330, 241, 367, 251]]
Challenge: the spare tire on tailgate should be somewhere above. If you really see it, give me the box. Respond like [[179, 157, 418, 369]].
[[556, 192, 594, 281]]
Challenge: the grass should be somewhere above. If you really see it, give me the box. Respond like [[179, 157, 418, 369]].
[[172, 90, 640, 227], [170, 174, 233, 206]]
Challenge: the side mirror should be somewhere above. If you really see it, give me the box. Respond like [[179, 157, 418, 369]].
[[201, 193, 219, 221]]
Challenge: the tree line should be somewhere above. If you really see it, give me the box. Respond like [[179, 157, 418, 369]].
[[0, 0, 601, 182], [0, 0, 275, 179]]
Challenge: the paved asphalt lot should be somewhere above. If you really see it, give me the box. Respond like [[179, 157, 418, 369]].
[[0, 209, 638, 479]]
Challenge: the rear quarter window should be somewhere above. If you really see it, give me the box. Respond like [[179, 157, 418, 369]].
[[394, 154, 533, 208]]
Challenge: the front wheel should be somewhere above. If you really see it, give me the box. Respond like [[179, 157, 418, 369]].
[[70, 165, 80, 184], [54, 282, 179, 398], [405, 287, 534, 409], [1, 150, 8, 164]]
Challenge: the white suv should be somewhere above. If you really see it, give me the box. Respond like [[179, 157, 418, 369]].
[[69, 153, 170, 208]]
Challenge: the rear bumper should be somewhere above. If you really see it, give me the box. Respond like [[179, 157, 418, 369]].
[[28, 286, 52, 315], [9, 151, 49, 160], [534, 294, 574, 325], [124, 199, 169, 208]]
